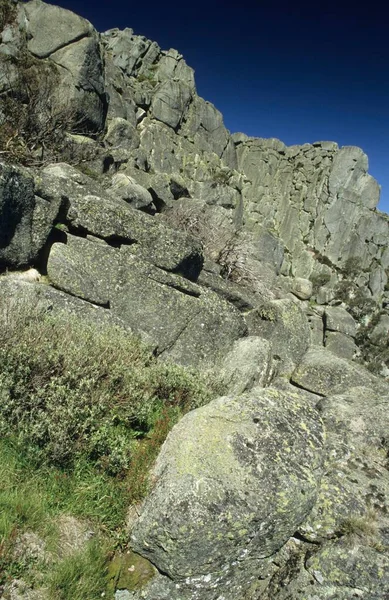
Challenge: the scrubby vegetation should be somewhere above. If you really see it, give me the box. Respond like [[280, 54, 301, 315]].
[[0, 0, 101, 168], [0, 297, 216, 596]]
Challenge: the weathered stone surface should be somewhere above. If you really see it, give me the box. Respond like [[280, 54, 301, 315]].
[[23, 1, 107, 132], [218, 336, 273, 394], [39, 163, 203, 279], [261, 537, 389, 599], [180, 96, 236, 165], [131, 387, 324, 598], [104, 118, 140, 151], [151, 80, 192, 129], [260, 383, 389, 599], [248, 226, 285, 275], [369, 313, 389, 345], [298, 384, 389, 553], [107, 173, 153, 210], [245, 298, 310, 374], [0, 278, 130, 332], [23, 0, 94, 58], [324, 330, 358, 360], [2, 4, 389, 597], [237, 137, 388, 299], [291, 347, 376, 395], [47, 239, 246, 366], [308, 312, 324, 346], [290, 277, 313, 300], [0, 163, 61, 268], [324, 305, 356, 337], [47, 235, 116, 306], [197, 269, 260, 311]]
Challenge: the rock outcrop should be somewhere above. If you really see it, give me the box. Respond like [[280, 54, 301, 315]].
[[0, 2, 389, 599]]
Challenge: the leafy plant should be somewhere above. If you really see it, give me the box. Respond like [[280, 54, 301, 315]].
[[0, 299, 213, 474]]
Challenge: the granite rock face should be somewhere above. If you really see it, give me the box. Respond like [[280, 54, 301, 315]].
[[22, 0, 108, 132], [0, 163, 61, 267], [131, 386, 324, 599], [236, 138, 388, 298], [1, 2, 389, 599]]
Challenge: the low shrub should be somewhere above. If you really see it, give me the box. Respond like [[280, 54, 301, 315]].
[[0, 297, 218, 595], [0, 298, 213, 475], [160, 203, 253, 284]]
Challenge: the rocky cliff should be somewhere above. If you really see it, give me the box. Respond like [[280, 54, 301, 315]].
[[0, 2, 388, 599]]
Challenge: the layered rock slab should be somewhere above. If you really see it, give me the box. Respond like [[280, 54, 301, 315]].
[[291, 346, 378, 396], [47, 235, 246, 366], [130, 386, 324, 598], [39, 163, 203, 280]]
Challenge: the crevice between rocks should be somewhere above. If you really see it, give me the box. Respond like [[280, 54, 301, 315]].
[[288, 378, 325, 398], [33, 32, 91, 60]]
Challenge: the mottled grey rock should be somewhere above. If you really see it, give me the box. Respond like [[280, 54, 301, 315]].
[[299, 384, 389, 542], [324, 330, 358, 360], [0, 163, 61, 268], [0, 278, 131, 332], [39, 163, 203, 279], [261, 537, 389, 600], [107, 173, 153, 210], [315, 284, 336, 304], [131, 387, 324, 598], [237, 137, 387, 300], [218, 336, 273, 394], [151, 80, 192, 129], [329, 146, 380, 209], [180, 96, 235, 164], [308, 313, 325, 346], [104, 118, 140, 151], [245, 298, 310, 375], [324, 305, 356, 337], [23, 1, 107, 132], [369, 313, 389, 345], [47, 240, 246, 367], [291, 347, 376, 395], [291, 277, 313, 300], [197, 269, 259, 311], [23, 0, 94, 58], [47, 235, 116, 306]]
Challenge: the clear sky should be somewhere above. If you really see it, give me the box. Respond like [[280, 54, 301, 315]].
[[52, 0, 389, 214]]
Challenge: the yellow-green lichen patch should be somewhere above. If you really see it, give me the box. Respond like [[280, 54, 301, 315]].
[[106, 550, 156, 594]]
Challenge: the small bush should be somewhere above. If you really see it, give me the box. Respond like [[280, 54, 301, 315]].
[[338, 509, 384, 551], [343, 256, 362, 278], [160, 204, 253, 284], [0, 297, 218, 594], [0, 44, 101, 166], [0, 0, 16, 31], [0, 298, 213, 475]]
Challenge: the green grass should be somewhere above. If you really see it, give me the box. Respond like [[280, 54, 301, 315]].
[[48, 540, 109, 600], [0, 297, 217, 596]]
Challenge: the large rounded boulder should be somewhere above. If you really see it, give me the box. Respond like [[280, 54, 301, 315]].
[[131, 386, 325, 598]]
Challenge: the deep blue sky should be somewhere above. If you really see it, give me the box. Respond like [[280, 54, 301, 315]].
[[52, 0, 389, 213]]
